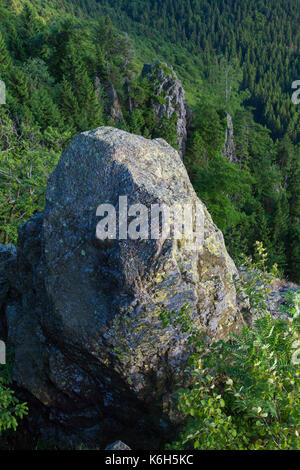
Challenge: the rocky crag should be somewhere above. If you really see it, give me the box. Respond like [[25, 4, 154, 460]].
[[0, 127, 242, 448], [222, 113, 236, 162], [142, 61, 188, 159]]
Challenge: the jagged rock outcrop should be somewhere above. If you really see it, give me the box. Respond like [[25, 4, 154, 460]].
[[0, 244, 16, 306], [105, 80, 123, 122], [223, 113, 236, 162], [95, 76, 123, 122], [1, 127, 241, 448], [142, 61, 188, 159], [239, 268, 299, 320]]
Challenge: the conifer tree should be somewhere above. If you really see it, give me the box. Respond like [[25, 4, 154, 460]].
[[0, 31, 12, 79]]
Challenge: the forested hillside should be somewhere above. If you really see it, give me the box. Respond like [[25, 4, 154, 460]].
[[68, 0, 300, 140], [0, 0, 300, 281], [0, 0, 300, 452]]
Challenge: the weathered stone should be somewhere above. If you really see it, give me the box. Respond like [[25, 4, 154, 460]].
[[4, 127, 242, 448], [238, 268, 299, 321], [105, 440, 131, 450], [142, 61, 188, 159], [105, 80, 123, 122]]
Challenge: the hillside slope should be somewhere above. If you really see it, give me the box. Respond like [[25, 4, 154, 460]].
[[0, 0, 299, 281], [66, 0, 300, 141]]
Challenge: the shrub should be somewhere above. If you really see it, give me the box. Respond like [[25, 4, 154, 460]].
[[165, 243, 300, 450]]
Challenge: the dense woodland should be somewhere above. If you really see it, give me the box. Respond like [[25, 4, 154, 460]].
[[0, 0, 299, 283]]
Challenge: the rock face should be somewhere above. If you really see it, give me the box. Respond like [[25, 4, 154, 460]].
[[2, 127, 241, 448], [223, 113, 236, 162], [95, 76, 123, 123], [142, 61, 188, 159]]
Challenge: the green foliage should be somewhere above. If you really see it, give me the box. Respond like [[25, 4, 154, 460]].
[[187, 92, 299, 280], [0, 2, 181, 246], [0, 0, 299, 281], [186, 101, 253, 231], [165, 244, 300, 450], [69, 0, 299, 280], [0, 110, 69, 244], [0, 350, 28, 436], [208, 56, 250, 115], [0, 30, 12, 78]]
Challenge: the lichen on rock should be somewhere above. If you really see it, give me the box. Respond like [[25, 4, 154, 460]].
[[1, 127, 242, 448]]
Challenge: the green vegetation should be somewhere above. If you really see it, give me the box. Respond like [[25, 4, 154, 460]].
[[70, 0, 300, 140], [163, 243, 300, 450], [69, 0, 300, 281], [0, 350, 28, 439], [0, 113, 67, 243]]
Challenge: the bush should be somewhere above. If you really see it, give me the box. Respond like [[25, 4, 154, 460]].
[[165, 243, 300, 450]]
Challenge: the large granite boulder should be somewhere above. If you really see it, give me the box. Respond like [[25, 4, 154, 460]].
[[2, 127, 241, 448]]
